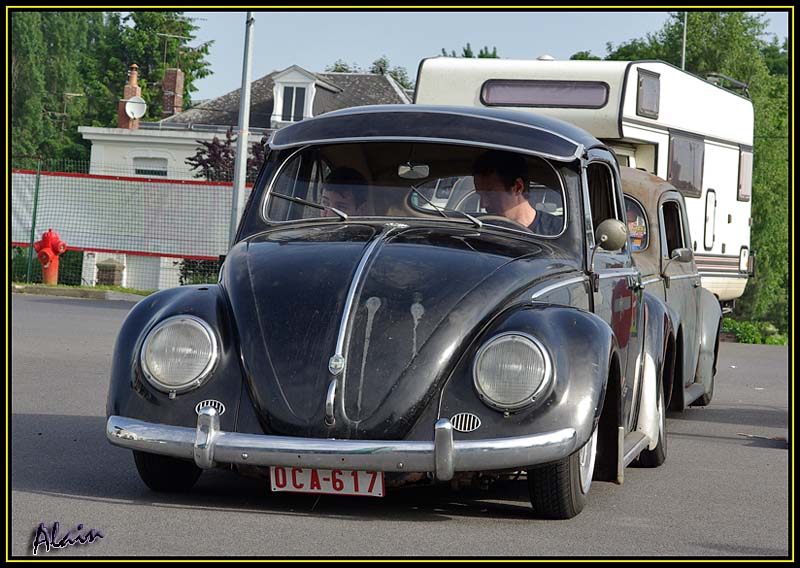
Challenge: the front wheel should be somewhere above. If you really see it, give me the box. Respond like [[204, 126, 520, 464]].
[[133, 451, 202, 492], [528, 427, 597, 519]]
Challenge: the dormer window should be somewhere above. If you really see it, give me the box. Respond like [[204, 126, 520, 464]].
[[282, 86, 306, 122]]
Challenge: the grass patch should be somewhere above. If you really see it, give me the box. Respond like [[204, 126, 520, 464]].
[[12, 282, 155, 297]]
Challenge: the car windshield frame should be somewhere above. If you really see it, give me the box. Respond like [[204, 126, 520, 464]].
[[258, 140, 570, 240]]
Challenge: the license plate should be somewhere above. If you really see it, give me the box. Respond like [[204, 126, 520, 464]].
[[269, 467, 384, 497]]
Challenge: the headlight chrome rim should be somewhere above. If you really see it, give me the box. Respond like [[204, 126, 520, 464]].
[[140, 315, 219, 394], [472, 331, 553, 412]]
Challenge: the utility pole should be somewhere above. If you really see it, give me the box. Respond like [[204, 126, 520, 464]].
[[681, 11, 688, 70], [229, 12, 254, 248]]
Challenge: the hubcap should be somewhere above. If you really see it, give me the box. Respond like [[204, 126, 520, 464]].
[[579, 428, 598, 494]]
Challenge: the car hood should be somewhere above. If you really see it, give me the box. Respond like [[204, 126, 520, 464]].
[[222, 222, 574, 439]]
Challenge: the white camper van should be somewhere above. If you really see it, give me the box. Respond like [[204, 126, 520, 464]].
[[414, 58, 755, 310]]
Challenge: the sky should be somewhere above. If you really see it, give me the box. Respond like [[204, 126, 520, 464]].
[[185, 10, 791, 102]]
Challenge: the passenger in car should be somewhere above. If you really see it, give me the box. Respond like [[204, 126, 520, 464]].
[[472, 150, 561, 235], [320, 167, 369, 217]]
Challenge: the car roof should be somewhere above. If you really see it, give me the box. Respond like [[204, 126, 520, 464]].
[[270, 104, 606, 162], [620, 166, 681, 213]]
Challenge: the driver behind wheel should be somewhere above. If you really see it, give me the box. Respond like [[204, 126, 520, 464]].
[[472, 150, 561, 235]]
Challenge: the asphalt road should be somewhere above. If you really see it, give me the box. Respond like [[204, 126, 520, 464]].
[[10, 294, 791, 558]]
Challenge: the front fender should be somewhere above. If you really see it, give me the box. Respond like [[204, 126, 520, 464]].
[[431, 304, 617, 451], [696, 288, 722, 389], [640, 292, 675, 447], [106, 285, 244, 433]]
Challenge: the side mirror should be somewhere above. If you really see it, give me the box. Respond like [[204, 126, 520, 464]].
[[670, 248, 693, 263], [595, 219, 628, 251]]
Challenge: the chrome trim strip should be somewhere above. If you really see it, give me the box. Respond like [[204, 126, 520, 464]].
[[531, 276, 588, 300], [107, 416, 578, 475], [332, 225, 400, 374], [597, 269, 640, 280], [324, 380, 337, 426], [667, 273, 701, 281], [641, 277, 661, 287]]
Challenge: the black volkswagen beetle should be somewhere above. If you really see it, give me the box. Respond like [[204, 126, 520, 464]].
[[107, 105, 675, 518]]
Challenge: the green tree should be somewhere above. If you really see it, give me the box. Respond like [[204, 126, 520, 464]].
[[600, 11, 788, 332], [115, 11, 213, 119], [325, 56, 414, 90], [569, 50, 602, 60], [325, 59, 361, 73], [441, 43, 499, 58], [10, 11, 212, 161]]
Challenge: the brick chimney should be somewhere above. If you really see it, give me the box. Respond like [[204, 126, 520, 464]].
[[162, 68, 185, 118], [117, 64, 142, 129]]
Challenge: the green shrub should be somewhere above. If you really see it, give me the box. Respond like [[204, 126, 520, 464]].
[[765, 334, 788, 346], [722, 317, 739, 334], [735, 321, 762, 344]]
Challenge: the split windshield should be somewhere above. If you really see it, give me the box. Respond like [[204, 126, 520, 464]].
[[262, 142, 567, 237]]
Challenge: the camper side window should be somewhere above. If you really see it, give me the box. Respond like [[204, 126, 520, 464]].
[[668, 134, 704, 198], [636, 70, 660, 119], [738, 150, 753, 202]]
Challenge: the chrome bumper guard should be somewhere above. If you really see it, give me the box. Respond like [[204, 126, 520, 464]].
[[107, 408, 577, 481]]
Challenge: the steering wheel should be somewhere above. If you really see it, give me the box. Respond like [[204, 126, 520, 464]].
[[479, 215, 532, 232]]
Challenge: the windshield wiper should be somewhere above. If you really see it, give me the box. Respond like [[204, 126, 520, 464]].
[[409, 186, 483, 229], [270, 192, 348, 221]]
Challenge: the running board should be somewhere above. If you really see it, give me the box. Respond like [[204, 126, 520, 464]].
[[616, 429, 649, 483], [684, 383, 706, 406]]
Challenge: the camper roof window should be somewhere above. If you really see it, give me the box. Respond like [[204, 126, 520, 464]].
[[481, 79, 608, 109]]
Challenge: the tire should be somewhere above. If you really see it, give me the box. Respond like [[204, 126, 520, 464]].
[[133, 450, 202, 492], [638, 386, 667, 467], [528, 427, 597, 519]]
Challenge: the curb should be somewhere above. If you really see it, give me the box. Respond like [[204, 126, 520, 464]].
[[11, 285, 145, 304]]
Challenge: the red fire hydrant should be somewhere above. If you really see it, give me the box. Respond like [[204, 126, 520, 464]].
[[33, 229, 68, 285]]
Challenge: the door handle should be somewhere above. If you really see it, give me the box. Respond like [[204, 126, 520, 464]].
[[627, 274, 644, 291]]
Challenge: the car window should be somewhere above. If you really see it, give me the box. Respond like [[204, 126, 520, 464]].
[[586, 162, 623, 247], [263, 142, 567, 237], [661, 200, 685, 257], [624, 196, 649, 251]]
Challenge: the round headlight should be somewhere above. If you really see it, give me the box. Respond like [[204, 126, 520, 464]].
[[473, 332, 552, 411], [141, 315, 218, 393]]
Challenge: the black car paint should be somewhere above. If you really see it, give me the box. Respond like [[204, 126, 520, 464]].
[[223, 222, 586, 440]]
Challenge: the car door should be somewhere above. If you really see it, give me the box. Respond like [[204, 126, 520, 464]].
[[660, 194, 700, 389], [583, 152, 646, 431]]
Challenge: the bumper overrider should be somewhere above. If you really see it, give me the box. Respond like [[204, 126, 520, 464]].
[[107, 407, 577, 481]]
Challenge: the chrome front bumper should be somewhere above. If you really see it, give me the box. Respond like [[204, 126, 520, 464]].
[[107, 408, 577, 481]]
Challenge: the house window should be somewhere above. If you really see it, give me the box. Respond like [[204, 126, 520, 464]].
[[281, 86, 306, 122], [738, 149, 753, 202], [636, 70, 660, 119], [481, 80, 609, 108], [667, 133, 704, 198], [133, 157, 168, 177]]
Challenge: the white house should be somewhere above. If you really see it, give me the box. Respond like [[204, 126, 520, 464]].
[[76, 64, 410, 290]]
